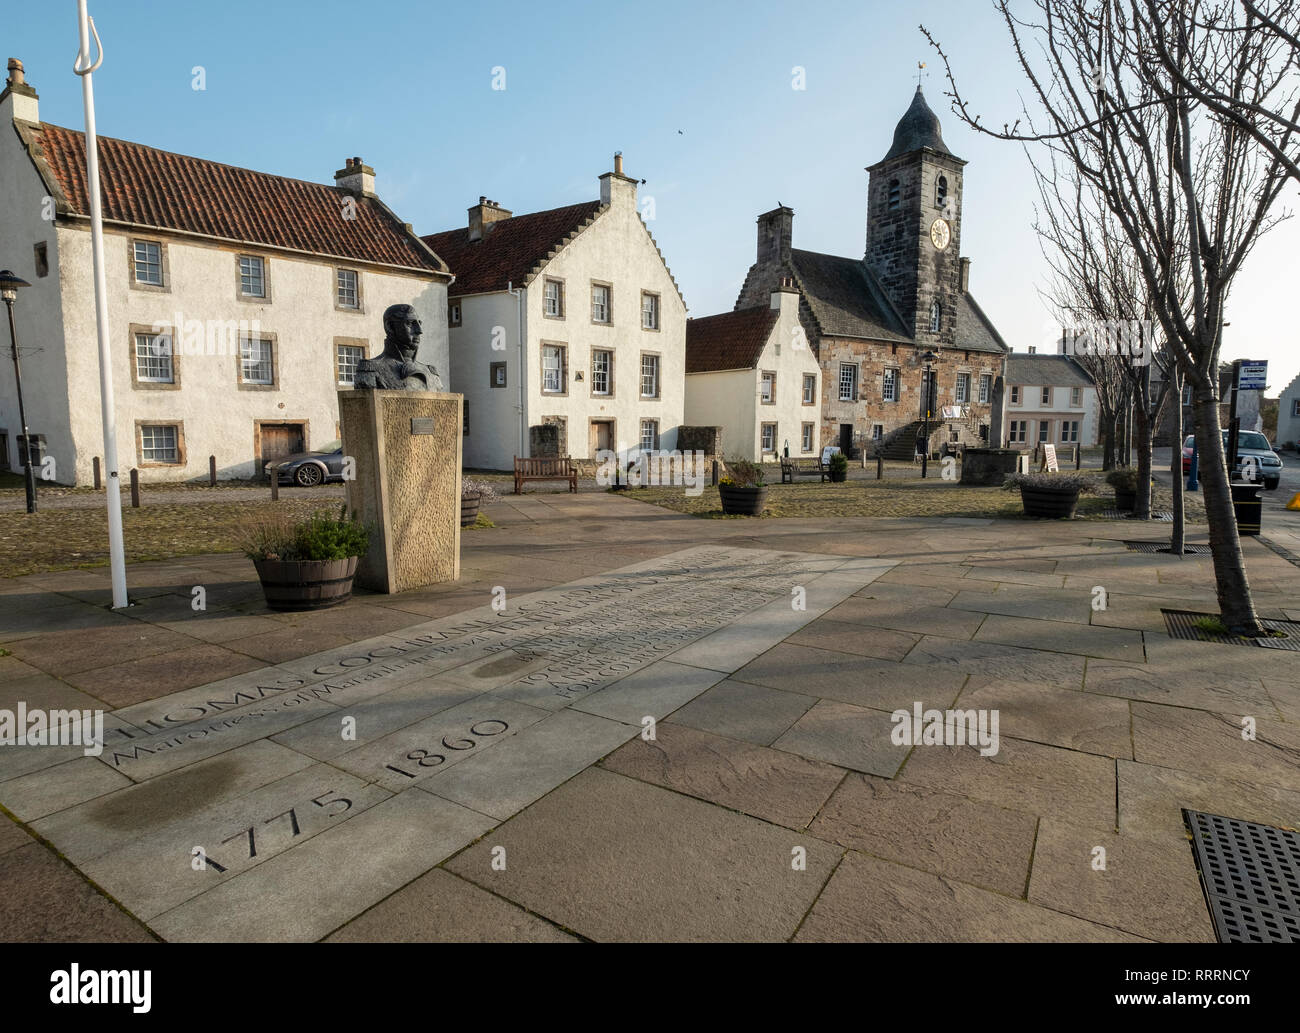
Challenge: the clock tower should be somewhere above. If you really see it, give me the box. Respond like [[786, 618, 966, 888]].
[[864, 86, 967, 348]]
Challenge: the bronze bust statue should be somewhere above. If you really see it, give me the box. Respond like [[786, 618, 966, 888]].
[[354, 304, 444, 391]]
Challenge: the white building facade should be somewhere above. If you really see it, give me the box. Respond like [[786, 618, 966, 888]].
[[425, 156, 686, 469], [0, 59, 452, 485], [684, 285, 822, 461], [1002, 353, 1100, 450], [1277, 371, 1300, 449]]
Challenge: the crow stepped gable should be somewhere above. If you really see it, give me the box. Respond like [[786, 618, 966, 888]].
[[725, 85, 1010, 459]]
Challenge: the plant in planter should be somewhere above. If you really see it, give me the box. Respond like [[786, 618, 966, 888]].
[[1003, 472, 1094, 519], [718, 457, 768, 516], [240, 504, 370, 611], [1104, 467, 1141, 511], [460, 477, 500, 527], [827, 452, 849, 483]]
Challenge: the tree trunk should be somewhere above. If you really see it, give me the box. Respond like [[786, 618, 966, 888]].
[[1170, 369, 1186, 556], [1133, 395, 1153, 519], [1191, 391, 1262, 634]]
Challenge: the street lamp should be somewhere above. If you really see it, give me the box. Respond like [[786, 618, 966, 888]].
[[920, 349, 938, 479], [0, 269, 36, 514]]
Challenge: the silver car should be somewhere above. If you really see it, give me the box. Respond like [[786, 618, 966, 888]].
[[1182, 430, 1284, 490]]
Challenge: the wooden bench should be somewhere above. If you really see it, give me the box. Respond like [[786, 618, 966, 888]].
[[513, 456, 578, 494], [780, 457, 829, 483]]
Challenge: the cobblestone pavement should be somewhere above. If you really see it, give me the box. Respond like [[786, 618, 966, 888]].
[[1, 492, 1297, 941]]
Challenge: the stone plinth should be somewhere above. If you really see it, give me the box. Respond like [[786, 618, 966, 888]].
[[960, 447, 1020, 486], [338, 389, 462, 593]]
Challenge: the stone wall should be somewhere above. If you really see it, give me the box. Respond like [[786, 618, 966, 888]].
[[530, 418, 566, 457], [678, 425, 722, 454]]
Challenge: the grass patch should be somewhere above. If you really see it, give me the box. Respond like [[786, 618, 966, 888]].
[[464, 513, 496, 529], [1192, 616, 1230, 635]]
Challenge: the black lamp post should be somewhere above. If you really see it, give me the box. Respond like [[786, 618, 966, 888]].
[[920, 349, 938, 479], [0, 270, 36, 514]]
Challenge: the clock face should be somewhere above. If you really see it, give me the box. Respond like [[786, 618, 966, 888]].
[[930, 218, 951, 251]]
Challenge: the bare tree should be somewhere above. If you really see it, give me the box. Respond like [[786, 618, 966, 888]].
[[923, 0, 1295, 634]]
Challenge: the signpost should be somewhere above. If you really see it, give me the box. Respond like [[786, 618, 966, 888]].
[[1237, 361, 1268, 391], [1227, 360, 1266, 478]]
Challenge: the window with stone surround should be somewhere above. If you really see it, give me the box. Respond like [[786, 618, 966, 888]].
[[882, 367, 898, 403], [872, 424, 884, 444], [803, 374, 816, 405], [591, 350, 612, 396], [888, 179, 900, 210], [238, 255, 266, 298], [337, 269, 360, 310], [929, 301, 941, 333], [132, 239, 166, 288], [642, 292, 660, 330], [1070, 386, 1082, 406], [1061, 420, 1079, 443], [1038, 420, 1051, 443], [1041, 386, 1052, 406], [138, 423, 181, 465], [543, 279, 564, 319], [801, 423, 814, 453], [839, 363, 858, 402], [591, 283, 611, 324], [239, 336, 275, 387], [640, 419, 659, 452], [1010, 385, 1021, 405], [761, 371, 776, 404], [134, 332, 174, 384], [761, 422, 776, 453], [336, 342, 365, 386], [542, 345, 566, 393], [978, 373, 992, 404], [640, 353, 660, 399], [936, 175, 948, 209], [448, 301, 461, 327], [1008, 420, 1028, 443], [955, 372, 970, 403]]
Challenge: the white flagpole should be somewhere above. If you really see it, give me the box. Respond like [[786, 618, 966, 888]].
[[74, 0, 128, 608]]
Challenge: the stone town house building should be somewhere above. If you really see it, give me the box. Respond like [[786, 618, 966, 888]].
[[733, 87, 1009, 457], [0, 58, 452, 485]]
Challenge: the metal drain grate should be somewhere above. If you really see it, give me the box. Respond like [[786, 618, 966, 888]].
[[1100, 510, 1174, 521], [1123, 539, 1211, 554], [1162, 609, 1300, 650], [1184, 809, 1300, 943]]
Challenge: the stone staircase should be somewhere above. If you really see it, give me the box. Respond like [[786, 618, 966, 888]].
[[880, 421, 936, 461]]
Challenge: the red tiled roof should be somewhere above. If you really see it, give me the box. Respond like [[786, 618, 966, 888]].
[[22, 122, 446, 273], [422, 201, 604, 296], [686, 306, 779, 373]]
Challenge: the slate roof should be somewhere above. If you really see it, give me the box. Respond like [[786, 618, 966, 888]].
[[878, 87, 956, 164], [686, 306, 780, 373], [422, 201, 605, 297], [1004, 353, 1095, 388], [19, 122, 447, 274]]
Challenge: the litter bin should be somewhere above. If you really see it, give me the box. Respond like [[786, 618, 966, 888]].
[[1231, 481, 1262, 536]]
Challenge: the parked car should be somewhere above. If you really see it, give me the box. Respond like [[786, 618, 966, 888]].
[[264, 440, 346, 487], [1181, 430, 1283, 489]]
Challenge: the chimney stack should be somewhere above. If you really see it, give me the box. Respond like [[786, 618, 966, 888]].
[[467, 197, 512, 242], [757, 206, 794, 268], [599, 151, 638, 208], [333, 156, 375, 197], [959, 257, 971, 293], [1, 57, 39, 123], [770, 275, 800, 311]]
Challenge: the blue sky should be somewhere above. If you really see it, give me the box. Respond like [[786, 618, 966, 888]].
[[11, 0, 1299, 390]]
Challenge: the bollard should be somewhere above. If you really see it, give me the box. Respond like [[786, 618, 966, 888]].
[[129, 468, 140, 508], [209, 455, 217, 487], [711, 459, 719, 487], [876, 454, 884, 480], [93, 456, 101, 490], [1075, 445, 1081, 470], [271, 471, 279, 500]]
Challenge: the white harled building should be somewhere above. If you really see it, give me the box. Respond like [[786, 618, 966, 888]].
[[0, 58, 452, 485]]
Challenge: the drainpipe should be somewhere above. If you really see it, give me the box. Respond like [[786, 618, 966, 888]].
[[507, 281, 526, 458]]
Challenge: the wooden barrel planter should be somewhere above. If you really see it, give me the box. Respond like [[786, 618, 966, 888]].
[[460, 491, 482, 527], [253, 556, 359, 611], [1019, 485, 1081, 519], [719, 484, 768, 516]]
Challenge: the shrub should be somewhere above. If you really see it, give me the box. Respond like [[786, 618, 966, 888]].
[[1105, 467, 1140, 492], [829, 453, 849, 473], [461, 477, 500, 505], [1002, 472, 1095, 493], [241, 504, 369, 562], [719, 457, 765, 487]]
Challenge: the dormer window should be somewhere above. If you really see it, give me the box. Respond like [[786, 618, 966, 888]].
[[887, 179, 900, 210], [929, 301, 941, 333], [936, 175, 948, 209]]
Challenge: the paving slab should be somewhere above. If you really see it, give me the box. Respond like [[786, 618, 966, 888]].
[[733, 642, 967, 712], [0, 842, 157, 942], [445, 768, 840, 942], [773, 699, 910, 777], [572, 660, 726, 724], [903, 635, 1087, 688], [809, 775, 1037, 896], [947, 586, 1092, 625], [150, 789, 496, 942], [600, 722, 846, 829], [957, 677, 1132, 758], [1085, 659, 1278, 717], [823, 595, 986, 640], [899, 737, 1117, 829], [0, 812, 32, 856], [63, 644, 265, 709], [1026, 819, 1215, 942], [1117, 758, 1300, 840], [31, 739, 316, 863], [794, 851, 1144, 942], [1130, 702, 1300, 790], [0, 756, 133, 821], [973, 614, 1144, 661], [419, 709, 637, 819], [785, 617, 921, 662], [325, 868, 577, 942], [667, 678, 816, 746]]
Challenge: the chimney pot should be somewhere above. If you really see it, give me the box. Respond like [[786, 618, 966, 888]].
[[6, 58, 25, 87], [614, 152, 623, 176]]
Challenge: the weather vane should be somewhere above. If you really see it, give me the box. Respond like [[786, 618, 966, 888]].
[[915, 61, 928, 88]]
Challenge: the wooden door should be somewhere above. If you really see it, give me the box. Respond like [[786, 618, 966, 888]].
[[590, 421, 612, 456], [261, 423, 305, 475]]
